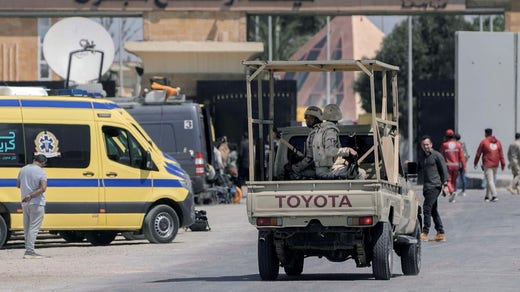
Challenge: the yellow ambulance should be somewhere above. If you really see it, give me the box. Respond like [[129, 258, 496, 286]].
[[0, 89, 195, 247]]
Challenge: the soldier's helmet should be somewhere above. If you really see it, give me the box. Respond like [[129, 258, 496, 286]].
[[304, 106, 323, 121], [323, 104, 342, 122]]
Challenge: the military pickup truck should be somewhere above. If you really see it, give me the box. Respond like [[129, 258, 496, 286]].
[[242, 60, 421, 281]]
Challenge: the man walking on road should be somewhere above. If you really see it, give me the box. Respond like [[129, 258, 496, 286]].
[[439, 129, 466, 203], [17, 154, 48, 259], [420, 135, 449, 242], [474, 128, 505, 202]]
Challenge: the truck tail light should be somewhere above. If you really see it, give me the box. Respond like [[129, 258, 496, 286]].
[[256, 217, 281, 226], [194, 152, 205, 176], [348, 216, 373, 226]]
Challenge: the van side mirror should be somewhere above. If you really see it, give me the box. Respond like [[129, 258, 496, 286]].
[[145, 151, 155, 170]]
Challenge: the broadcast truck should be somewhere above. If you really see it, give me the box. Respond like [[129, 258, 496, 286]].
[[242, 60, 421, 280]]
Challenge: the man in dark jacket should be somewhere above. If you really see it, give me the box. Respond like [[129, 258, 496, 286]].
[[474, 128, 506, 202], [420, 135, 449, 242]]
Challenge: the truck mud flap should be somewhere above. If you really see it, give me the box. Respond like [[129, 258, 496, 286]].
[[395, 234, 418, 245]]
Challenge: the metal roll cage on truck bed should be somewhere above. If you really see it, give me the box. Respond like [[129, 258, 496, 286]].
[[241, 59, 421, 281]]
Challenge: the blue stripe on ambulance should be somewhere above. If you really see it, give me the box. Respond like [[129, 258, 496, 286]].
[[0, 178, 99, 187], [163, 152, 177, 161], [164, 162, 187, 178], [0, 100, 20, 106], [0, 179, 17, 187], [0, 99, 121, 110], [21, 100, 93, 108], [0, 178, 183, 188], [102, 179, 153, 187], [93, 102, 120, 110], [49, 179, 99, 187]]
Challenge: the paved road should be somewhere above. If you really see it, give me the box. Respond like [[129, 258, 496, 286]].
[[1, 187, 519, 291]]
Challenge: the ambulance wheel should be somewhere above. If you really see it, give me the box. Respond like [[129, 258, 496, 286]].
[[85, 231, 117, 246], [143, 205, 179, 243], [0, 215, 8, 248], [258, 231, 279, 281], [372, 221, 393, 280]]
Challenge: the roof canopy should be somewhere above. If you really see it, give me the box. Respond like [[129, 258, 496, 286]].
[[126, 41, 264, 74], [242, 59, 399, 73]]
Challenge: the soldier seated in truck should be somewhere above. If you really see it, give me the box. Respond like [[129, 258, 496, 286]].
[[284, 106, 322, 180], [314, 104, 367, 180], [279, 130, 373, 181]]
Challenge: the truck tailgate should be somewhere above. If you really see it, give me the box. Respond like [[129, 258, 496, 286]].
[[246, 180, 383, 227]]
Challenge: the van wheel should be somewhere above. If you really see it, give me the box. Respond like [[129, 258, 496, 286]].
[[372, 221, 393, 280], [85, 231, 117, 246], [400, 223, 421, 275], [0, 215, 8, 248], [258, 231, 279, 281], [143, 205, 179, 243], [60, 231, 86, 242]]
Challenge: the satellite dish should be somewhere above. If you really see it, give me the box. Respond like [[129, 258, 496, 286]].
[[43, 17, 115, 85]]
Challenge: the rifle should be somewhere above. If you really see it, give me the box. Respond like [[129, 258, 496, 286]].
[[272, 127, 304, 157]]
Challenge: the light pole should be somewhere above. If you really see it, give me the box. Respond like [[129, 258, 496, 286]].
[[408, 15, 413, 162]]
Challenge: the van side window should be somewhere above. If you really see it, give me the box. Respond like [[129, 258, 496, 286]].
[[0, 124, 25, 167], [24, 124, 90, 168], [140, 123, 177, 153], [103, 126, 147, 169]]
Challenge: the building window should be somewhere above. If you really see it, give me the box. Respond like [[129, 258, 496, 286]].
[[38, 18, 52, 80]]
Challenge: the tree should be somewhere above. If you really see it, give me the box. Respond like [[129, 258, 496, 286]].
[[353, 14, 505, 139], [247, 15, 326, 60]]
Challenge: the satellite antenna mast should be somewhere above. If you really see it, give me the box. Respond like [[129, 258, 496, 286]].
[[43, 17, 115, 92], [65, 39, 105, 89]]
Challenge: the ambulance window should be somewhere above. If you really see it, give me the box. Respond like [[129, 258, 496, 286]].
[[103, 126, 147, 169], [0, 124, 24, 167], [23, 124, 90, 168]]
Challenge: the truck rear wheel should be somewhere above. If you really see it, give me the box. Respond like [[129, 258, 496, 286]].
[[258, 231, 279, 280], [143, 205, 179, 243], [0, 215, 8, 248], [372, 221, 393, 280], [284, 252, 304, 276], [400, 223, 421, 275]]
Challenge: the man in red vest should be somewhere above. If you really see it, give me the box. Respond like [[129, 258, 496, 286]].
[[439, 129, 466, 203], [474, 128, 506, 202]]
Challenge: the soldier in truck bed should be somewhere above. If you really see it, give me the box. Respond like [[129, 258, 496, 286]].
[[284, 106, 322, 180], [314, 104, 366, 180]]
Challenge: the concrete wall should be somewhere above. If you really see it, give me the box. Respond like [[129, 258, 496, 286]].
[[456, 31, 519, 175], [143, 11, 246, 42], [0, 18, 38, 80]]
